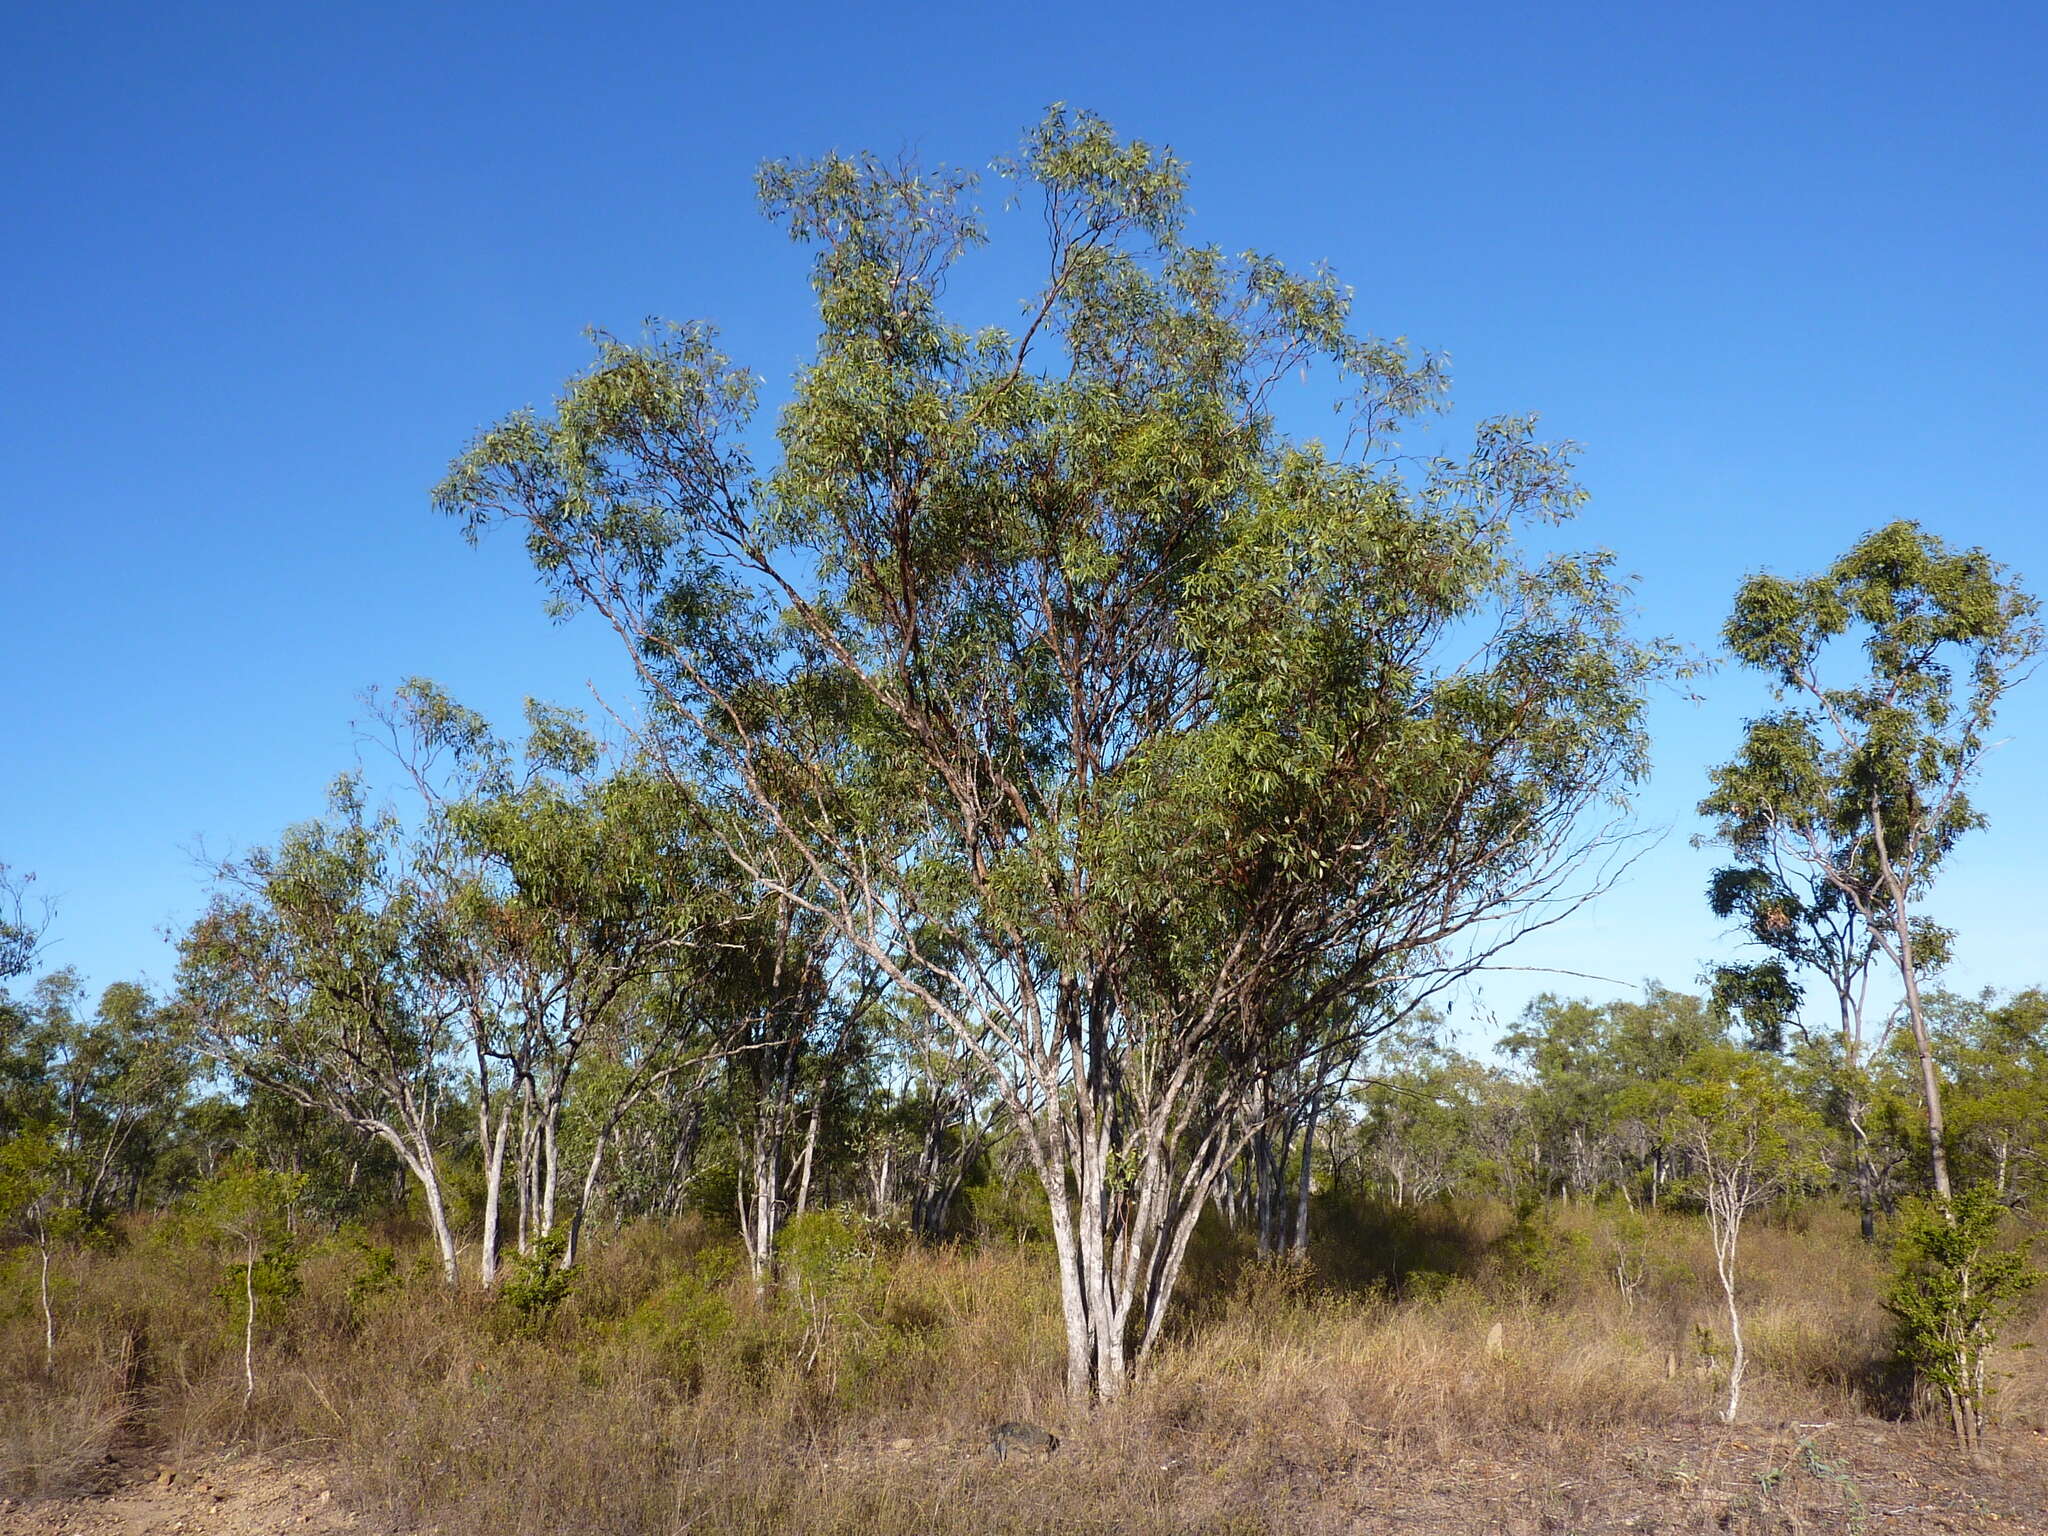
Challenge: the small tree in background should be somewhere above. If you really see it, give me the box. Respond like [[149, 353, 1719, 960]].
[[1933, 988, 2048, 1204], [0, 1133, 80, 1375], [184, 1158, 307, 1410], [1887, 1186, 2039, 1448], [1671, 1044, 1827, 1423]]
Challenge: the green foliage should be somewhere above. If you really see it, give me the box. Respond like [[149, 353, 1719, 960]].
[[775, 1209, 870, 1293], [214, 1246, 302, 1323], [182, 1157, 307, 1259], [434, 106, 1682, 1397], [0, 971, 194, 1225], [1349, 1023, 1519, 1207], [962, 1164, 1053, 1243], [339, 1230, 400, 1322], [1884, 1188, 2039, 1444], [1705, 958, 1803, 1055], [1490, 1204, 1595, 1302], [1503, 985, 1724, 1203], [1931, 988, 2048, 1202], [620, 1246, 743, 1385], [1669, 1044, 1828, 1197], [497, 1227, 574, 1334], [0, 1133, 76, 1245]]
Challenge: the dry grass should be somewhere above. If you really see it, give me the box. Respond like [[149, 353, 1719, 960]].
[[4, 1198, 2044, 1533]]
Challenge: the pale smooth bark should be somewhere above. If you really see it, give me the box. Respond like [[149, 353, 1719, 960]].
[[1710, 1201, 1746, 1424], [38, 1242, 54, 1375], [241, 1243, 258, 1410]]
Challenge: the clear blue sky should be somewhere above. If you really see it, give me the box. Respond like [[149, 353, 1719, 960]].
[[5, 0, 2043, 1038]]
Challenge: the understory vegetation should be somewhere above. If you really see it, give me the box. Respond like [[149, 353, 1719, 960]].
[[9, 1193, 2043, 1534]]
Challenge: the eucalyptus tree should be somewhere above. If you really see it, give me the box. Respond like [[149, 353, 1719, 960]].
[[1503, 986, 1721, 1206], [1671, 1044, 1828, 1423], [1702, 523, 2042, 1200], [437, 110, 1674, 1400], [1929, 988, 2048, 1205], [1, 972, 193, 1220], [372, 682, 736, 1280], [1701, 684, 1939, 1240], [178, 777, 466, 1282], [1344, 1026, 1509, 1208]]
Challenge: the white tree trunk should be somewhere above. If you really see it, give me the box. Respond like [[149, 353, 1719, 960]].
[[478, 1110, 511, 1287], [793, 1100, 821, 1218], [1709, 1181, 1747, 1424], [242, 1243, 258, 1410], [39, 1240, 54, 1375]]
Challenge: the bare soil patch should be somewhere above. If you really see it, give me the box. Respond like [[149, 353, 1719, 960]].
[[0, 1455, 398, 1536]]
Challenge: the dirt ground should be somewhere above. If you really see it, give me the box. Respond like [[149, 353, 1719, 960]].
[[0, 1457, 399, 1536], [2, 1419, 2044, 1535]]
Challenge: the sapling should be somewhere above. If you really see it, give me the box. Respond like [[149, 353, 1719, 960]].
[[1671, 1045, 1826, 1422], [1886, 1186, 2039, 1447], [0, 1134, 78, 1376], [185, 1158, 306, 1410]]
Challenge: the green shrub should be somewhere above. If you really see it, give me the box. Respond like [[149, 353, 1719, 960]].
[[1885, 1188, 2040, 1446], [340, 1230, 400, 1323], [619, 1245, 743, 1387], [1490, 1204, 1595, 1302], [498, 1228, 574, 1336]]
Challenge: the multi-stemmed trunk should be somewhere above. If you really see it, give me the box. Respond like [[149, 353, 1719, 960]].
[[1022, 1048, 1250, 1403]]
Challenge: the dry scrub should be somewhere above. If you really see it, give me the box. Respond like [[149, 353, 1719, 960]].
[[6, 1200, 2046, 1534]]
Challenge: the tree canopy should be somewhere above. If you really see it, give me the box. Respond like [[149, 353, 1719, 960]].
[[435, 107, 1678, 1399]]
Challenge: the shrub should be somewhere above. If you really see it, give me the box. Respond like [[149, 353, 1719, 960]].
[[1885, 1187, 2040, 1446], [497, 1228, 574, 1336]]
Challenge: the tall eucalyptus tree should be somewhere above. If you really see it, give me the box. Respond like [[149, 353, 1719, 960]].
[[1702, 523, 2041, 1200], [437, 110, 1674, 1399]]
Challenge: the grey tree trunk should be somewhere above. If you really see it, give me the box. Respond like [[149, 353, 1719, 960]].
[[793, 1100, 821, 1218], [1893, 904, 1953, 1202], [1291, 1096, 1317, 1256]]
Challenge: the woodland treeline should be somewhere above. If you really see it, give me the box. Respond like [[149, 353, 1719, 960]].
[[5, 112, 2045, 1440], [9, 925, 2048, 1273]]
